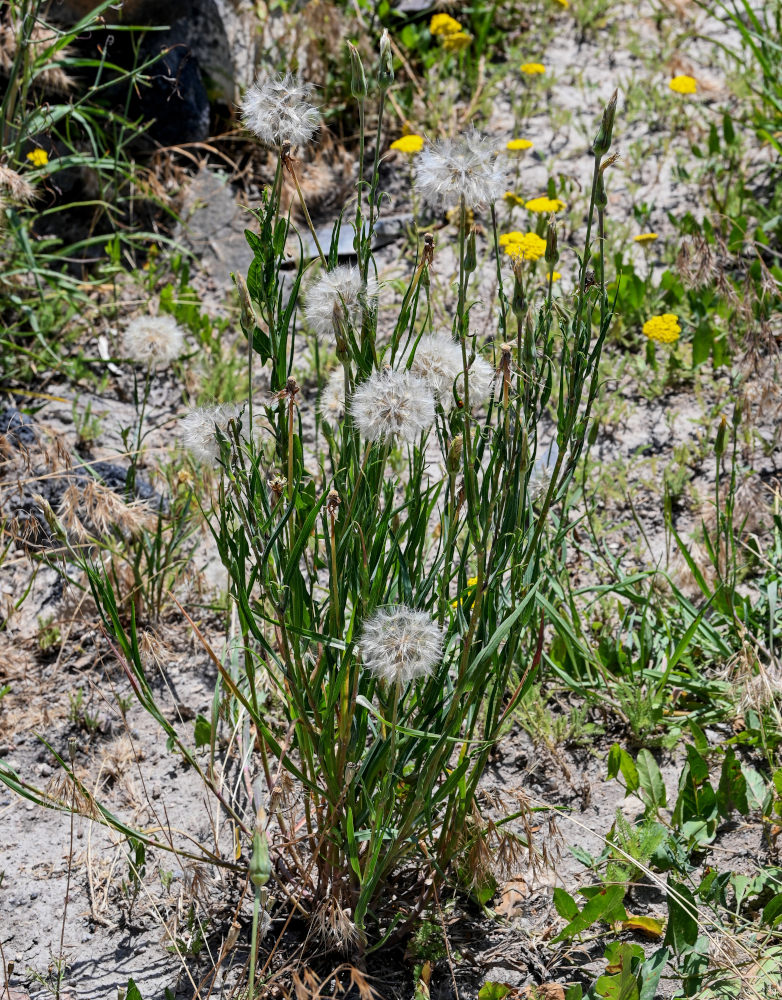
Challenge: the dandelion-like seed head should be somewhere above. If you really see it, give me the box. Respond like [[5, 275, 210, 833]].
[[350, 368, 435, 443], [529, 463, 553, 503], [304, 265, 379, 342], [122, 314, 184, 367], [239, 73, 321, 149], [0, 165, 35, 203], [643, 313, 681, 344], [415, 131, 507, 212], [318, 369, 346, 425], [406, 334, 494, 412], [360, 605, 444, 686], [181, 403, 244, 463]]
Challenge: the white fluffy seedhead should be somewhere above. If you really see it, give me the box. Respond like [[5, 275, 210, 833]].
[[304, 265, 379, 343], [349, 368, 435, 443], [180, 403, 244, 462], [122, 315, 184, 367], [239, 73, 320, 149], [359, 605, 444, 685], [406, 334, 495, 412], [318, 369, 346, 425], [415, 131, 507, 211]]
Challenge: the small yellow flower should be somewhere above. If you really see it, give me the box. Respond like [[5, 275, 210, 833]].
[[503, 232, 547, 262], [520, 62, 546, 75], [554, 0, 569, 6], [450, 576, 479, 609], [430, 12, 463, 35], [26, 148, 49, 167], [503, 192, 525, 207], [441, 30, 472, 52], [669, 75, 697, 95], [390, 134, 425, 154], [525, 196, 566, 213], [547, 271, 562, 282], [499, 230, 525, 246], [506, 138, 533, 151], [643, 313, 681, 344], [633, 232, 659, 243]]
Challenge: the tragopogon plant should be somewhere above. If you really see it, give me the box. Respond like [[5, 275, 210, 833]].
[[86, 47, 619, 959]]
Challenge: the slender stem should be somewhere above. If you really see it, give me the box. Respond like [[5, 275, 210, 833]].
[[287, 159, 327, 264], [247, 884, 261, 998]]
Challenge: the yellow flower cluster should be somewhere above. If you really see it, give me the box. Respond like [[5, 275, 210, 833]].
[[525, 196, 565, 213], [442, 30, 472, 51], [390, 134, 424, 154], [451, 576, 479, 609], [430, 12, 463, 35], [520, 62, 546, 75], [643, 313, 681, 343], [554, 0, 569, 6], [547, 271, 562, 282], [507, 138, 533, 151], [26, 148, 48, 167], [500, 231, 547, 262], [669, 75, 697, 95], [504, 192, 525, 207], [633, 232, 658, 243]]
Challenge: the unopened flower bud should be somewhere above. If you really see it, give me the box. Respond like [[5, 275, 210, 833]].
[[378, 30, 394, 90], [592, 89, 618, 158], [347, 41, 367, 100], [595, 170, 607, 209], [545, 221, 558, 266], [235, 272, 256, 332], [714, 415, 727, 458], [512, 273, 525, 321], [464, 227, 477, 273], [249, 829, 270, 888], [447, 435, 463, 475]]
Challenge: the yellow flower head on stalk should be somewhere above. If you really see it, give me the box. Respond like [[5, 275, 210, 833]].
[[669, 75, 697, 95], [499, 231, 525, 246], [525, 196, 565, 213], [520, 62, 546, 75], [26, 148, 48, 167], [643, 313, 681, 344], [503, 232, 547, 262], [503, 192, 525, 207], [390, 134, 425, 154], [633, 232, 658, 243], [451, 576, 479, 609], [441, 30, 472, 52], [507, 138, 533, 151], [430, 12, 463, 35], [547, 271, 562, 282]]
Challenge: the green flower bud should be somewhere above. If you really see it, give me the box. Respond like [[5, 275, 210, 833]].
[[464, 227, 477, 273], [235, 272, 256, 333], [249, 829, 270, 888], [378, 30, 394, 90], [512, 272, 525, 321], [545, 220, 559, 266], [447, 435, 463, 475], [595, 169, 607, 209], [347, 41, 367, 100], [592, 89, 618, 158], [714, 415, 727, 458]]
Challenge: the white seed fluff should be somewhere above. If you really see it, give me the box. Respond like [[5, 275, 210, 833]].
[[180, 403, 243, 462], [405, 334, 496, 412], [350, 368, 435, 443], [122, 315, 184, 367], [304, 265, 379, 342], [239, 73, 320, 149], [360, 605, 444, 686], [415, 131, 507, 211], [318, 369, 346, 425]]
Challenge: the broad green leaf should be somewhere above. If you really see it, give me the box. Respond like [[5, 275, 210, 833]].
[[636, 749, 667, 813], [553, 883, 627, 942]]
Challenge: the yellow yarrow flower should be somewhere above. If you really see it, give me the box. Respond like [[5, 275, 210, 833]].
[[507, 138, 533, 151], [498, 231, 525, 246], [430, 12, 463, 35], [503, 192, 525, 207], [441, 30, 472, 52], [669, 75, 697, 95], [503, 232, 547, 262], [547, 271, 562, 282], [520, 62, 546, 75], [525, 196, 566, 213], [633, 232, 658, 243], [451, 576, 479, 608], [643, 313, 681, 344], [554, 0, 569, 6], [26, 148, 48, 167], [390, 134, 425, 154]]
